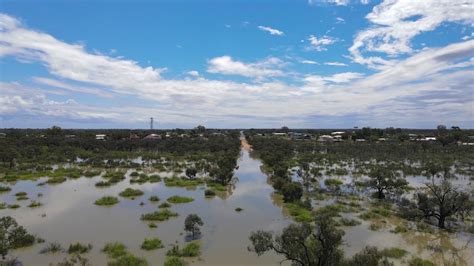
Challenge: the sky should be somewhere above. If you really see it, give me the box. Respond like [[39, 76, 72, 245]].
[[0, 0, 473, 129]]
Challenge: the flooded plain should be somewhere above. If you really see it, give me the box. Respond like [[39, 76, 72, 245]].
[[1, 142, 473, 265]]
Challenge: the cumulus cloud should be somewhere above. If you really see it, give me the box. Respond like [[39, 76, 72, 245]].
[[349, 0, 474, 69], [324, 62, 347, 66], [300, 59, 319, 64], [307, 35, 336, 51], [0, 13, 473, 128], [257, 25, 284, 36], [207, 56, 285, 79], [308, 0, 350, 6]]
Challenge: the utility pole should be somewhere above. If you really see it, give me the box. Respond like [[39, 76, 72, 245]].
[[150, 117, 154, 130]]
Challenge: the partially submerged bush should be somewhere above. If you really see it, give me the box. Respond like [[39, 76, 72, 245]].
[[164, 256, 187, 266], [166, 242, 200, 257], [68, 243, 92, 254], [140, 209, 178, 221], [47, 176, 67, 184], [204, 189, 216, 197], [159, 202, 172, 209], [149, 196, 160, 202], [119, 188, 144, 198], [102, 242, 147, 266], [28, 201, 42, 208], [408, 257, 436, 266], [102, 242, 127, 258], [235, 207, 243, 212], [95, 196, 119, 206], [40, 242, 63, 254], [339, 218, 361, 226], [15, 192, 27, 197], [167, 195, 194, 204], [0, 185, 11, 193], [140, 238, 164, 250]]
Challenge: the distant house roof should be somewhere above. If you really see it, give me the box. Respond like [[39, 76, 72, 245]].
[[144, 133, 161, 140], [95, 134, 106, 140], [331, 131, 345, 135]]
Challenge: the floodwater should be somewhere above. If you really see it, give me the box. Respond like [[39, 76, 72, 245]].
[[2, 140, 473, 265], [1, 143, 291, 265]]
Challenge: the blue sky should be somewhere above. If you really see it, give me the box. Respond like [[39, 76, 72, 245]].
[[0, 0, 473, 129]]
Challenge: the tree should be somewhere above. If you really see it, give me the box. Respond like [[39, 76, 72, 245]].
[[281, 182, 303, 202], [343, 246, 392, 266], [184, 214, 203, 240], [185, 168, 197, 180], [1, 216, 36, 260], [297, 162, 314, 193], [248, 212, 344, 266], [367, 166, 408, 199], [414, 180, 472, 228], [423, 161, 443, 180]]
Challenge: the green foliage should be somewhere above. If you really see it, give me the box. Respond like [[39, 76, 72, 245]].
[[285, 202, 313, 222], [47, 176, 67, 184], [158, 202, 171, 208], [14, 192, 27, 197], [0, 216, 36, 259], [249, 212, 344, 266], [108, 253, 147, 266], [102, 242, 127, 259], [166, 242, 200, 257], [0, 185, 11, 192], [184, 214, 203, 239], [28, 200, 42, 208], [68, 243, 92, 254], [140, 238, 164, 250], [281, 182, 303, 202], [95, 196, 119, 206], [339, 218, 361, 226], [164, 256, 187, 266], [408, 257, 436, 266], [164, 177, 204, 187], [204, 189, 216, 197], [118, 188, 144, 198], [40, 242, 63, 254], [148, 195, 160, 202], [235, 207, 243, 212], [380, 247, 407, 258], [140, 209, 178, 221], [167, 195, 194, 204]]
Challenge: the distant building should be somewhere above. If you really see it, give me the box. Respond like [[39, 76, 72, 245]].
[[65, 134, 76, 139], [0, 133, 6, 138], [95, 134, 106, 140], [331, 131, 345, 136], [318, 135, 334, 142], [143, 133, 161, 140], [129, 133, 140, 140], [355, 138, 366, 142], [272, 132, 287, 136]]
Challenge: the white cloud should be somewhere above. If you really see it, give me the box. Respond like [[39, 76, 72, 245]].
[[257, 25, 284, 36], [207, 56, 284, 79], [307, 35, 336, 51], [1, 13, 473, 128], [308, 0, 350, 6], [300, 59, 319, 64], [33, 77, 114, 98], [349, 0, 474, 69], [187, 70, 200, 77], [336, 17, 345, 23], [324, 62, 347, 66]]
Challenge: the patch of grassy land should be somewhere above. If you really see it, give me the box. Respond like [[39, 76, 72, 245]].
[[167, 195, 194, 204], [166, 242, 200, 257], [119, 188, 144, 198], [381, 247, 407, 258], [164, 177, 204, 187], [140, 209, 178, 221], [95, 196, 119, 206], [140, 238, 164, 250]]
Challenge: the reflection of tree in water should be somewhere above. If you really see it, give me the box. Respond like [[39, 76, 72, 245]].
[[402, 231, 473, 265]]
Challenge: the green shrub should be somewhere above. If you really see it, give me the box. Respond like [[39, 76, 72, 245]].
[[140, 238, 164, 250], [8, 204, 20, 209], [15, 192, 27, 197], [47, 176, 67, 184], [95, 196, 119, 206], [235, 207, 243, 212], [140, 209, 178, 221], [164, 256, 187, 266], [204, 189, 216, 197], [102, 242, 127, 258], [40, 242, 63, 254], [159, 202, 171, 208], [149, 174, 162, 183], [408, 257, 436, 266], [95, 181, 111, 187], [28, 201, 42, 208], [148, 223, 157, 228], [381, 247, 407, 258], [391, 225, 408, 234], [108, 253, 147, 266], [166, 242, 200, 257], [68, 243, 92, 254], [16, 195, 29, 201], [167, 195, 194, 204], [339, 218, 361, 226], [369, 223, 382, 231], [119, 188, 144, 198], [149, 196, 160, 202], [0, 185, 11, 192]]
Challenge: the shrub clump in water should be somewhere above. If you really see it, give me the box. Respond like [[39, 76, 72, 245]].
[[140, 209, 178, 221], [166, 242, 200, 257], [94, 196, 120, 206], [167, 195, 194, 204], [68, 243, 92, 254], [140, 238, 164, 250], [149, 196, 160, 202], [119, 188, 144, 198], [40, 242, 63, 254]]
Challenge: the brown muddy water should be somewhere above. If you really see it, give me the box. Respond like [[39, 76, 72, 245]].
[[1, 146, 473, 265]]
